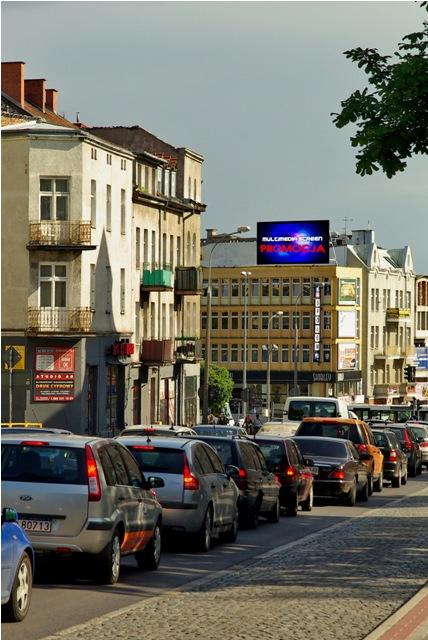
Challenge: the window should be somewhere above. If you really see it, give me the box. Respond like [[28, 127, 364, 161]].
[[221, 279, 229, 298], [151, 230, 156, 265], [106, 184, 111, 231], [194, 446, 215, 474], [162, 303, 166, 338], [170, 235, 174, 269], [221, 312, 228, 330], [231, 312, 238, 329], [261, 312, 269, 330], [323, 344, 331, 363], [119, 447, 144, 488], [221, 344, 228, 362], [120, 269, 125, 314], [303, 312, 311, 330], [281, 345, 289, 362], [292, 345, 300, 363], [231, 279, 239, 299], [106, 266, 112, 314], [150, 302, 156, 338], [282, 278, 290, 300], [261, 346, 268, 363], [171, 171, 176, 198], [120, 189, 126, 234], [90, 263, 96, 311], [204, 446, 225, 474], [272, 345, 279, 362], [106, 446, 128, 485], [211, 312, 218, 330], [201, 313, 207, 330], [302, 344, 310, 362], [90, 179, 96, 228], [251, 312, 259, 330], [162, 233, 167, 267], [211, 344, 218, 362], [120, 158, 127, 171], [40, 178, 69, 221], [303, 278, 311, 300], [91, 147, 97, 160], [136, 228, 141, 269], [211, 279, 219, 298], [323, 311, 331, 331], [163, 169, 170, 197], [231, 344, 238, 362], [292, 278, 301, 300], [39, 264, 67, 307], [262, 279, 270, 298], [272, 279, 280, 298], [106, 153, 112, 165], [170, 303, 174, 339], [282, 313, 290, 331], [251, 279, 259, 300], [177, 236, 181, 266], [192, 233, 196, 264], [272, 314, 281, 330], [251, 345, 259, 362], [292, 311, 300, 330]]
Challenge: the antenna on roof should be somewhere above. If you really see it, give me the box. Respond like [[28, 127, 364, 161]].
[[76, 112, 80, 124], [341, 217, 354, 236]]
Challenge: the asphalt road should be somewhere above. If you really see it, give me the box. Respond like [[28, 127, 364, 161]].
[[2, 471, 427, 640]]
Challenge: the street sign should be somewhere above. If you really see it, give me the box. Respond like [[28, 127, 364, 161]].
[[2, 345, 25, 371]]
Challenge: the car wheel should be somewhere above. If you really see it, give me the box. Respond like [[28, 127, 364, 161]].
[[367, 473, 373, 496], [95, 530, 121, 584], [358, 477, 369, 502], [2, 552, 32, 622], [373, 471, 383, 493], [266, 498, 280, 523], [301, 487, 313, 512], [222, 511, 239, 543], [135, 521, 161, 570], [195, 507, 212, 551], [285, 493, 298, 517], [344, 480, 357, 506], [401, 467, 408, 485], [391, 469, 401, 488]]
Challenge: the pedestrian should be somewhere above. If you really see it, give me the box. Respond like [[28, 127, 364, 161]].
[[253, 414, 262, 433], [243, 415, 254, 435], [218, 413, 228, 425], [207, 413, 215, 425]]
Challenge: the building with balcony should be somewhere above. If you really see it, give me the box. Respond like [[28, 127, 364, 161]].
[[334, 229, 416, 403], [88, 126, 206, 426], [1, 62, 136, 434], [201, 232, 363, 418]]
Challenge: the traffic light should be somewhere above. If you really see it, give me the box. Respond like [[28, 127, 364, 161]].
[[404, 365, 416, 383]]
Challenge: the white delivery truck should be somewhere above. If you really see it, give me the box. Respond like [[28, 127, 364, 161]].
[[258, 396, 351, 436]]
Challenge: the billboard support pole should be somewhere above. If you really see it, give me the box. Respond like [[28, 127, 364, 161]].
[[9, 348, 13, 424]]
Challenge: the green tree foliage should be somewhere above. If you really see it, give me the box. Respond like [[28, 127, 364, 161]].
[[202, 363, 234, 414], [332, 4, 428, 178]]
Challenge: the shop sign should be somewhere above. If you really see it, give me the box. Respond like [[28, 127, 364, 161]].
[[33, 372, 75, 402], [110, 341, 135, 357], [313, 284, 322, 362], [35, 347, 75, 372]]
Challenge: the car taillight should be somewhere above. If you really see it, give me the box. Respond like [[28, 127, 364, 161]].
[[85, 444, 101, 501], [388, 449, 398, 461], [285, 466, 295, 477], [419, 442, 428, 448], [328, 468, 346, 479], [20, 441, 49, 446], [132, 445, 155, 451], [183, 454, 199, 491], [238, 467, 247, 479], [357, 444, 369, 454]]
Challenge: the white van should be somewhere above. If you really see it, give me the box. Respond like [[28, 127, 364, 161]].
[[259, 396, 351, 437]]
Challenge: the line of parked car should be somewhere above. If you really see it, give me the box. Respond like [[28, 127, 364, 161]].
[[2, 417, 427, 622]]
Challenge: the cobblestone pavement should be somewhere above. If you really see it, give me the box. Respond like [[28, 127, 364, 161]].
[[43, 489, 428, 640]]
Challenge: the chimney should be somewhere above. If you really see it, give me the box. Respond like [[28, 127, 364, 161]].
[[206, 229, 217, 240], [1, 61, 25, 106], [45, 88, 58, 113], [25, 78, 46, 112]]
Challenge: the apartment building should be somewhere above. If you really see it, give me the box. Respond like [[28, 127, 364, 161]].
[[334, 229, 416, 403], [88, 126, 206, 426], [414, 276, 428, 400], [201, 233, 363, 417]]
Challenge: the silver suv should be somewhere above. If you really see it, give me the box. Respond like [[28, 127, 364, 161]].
[[117, 436, 239, 551], [1, 433, 163, 584]]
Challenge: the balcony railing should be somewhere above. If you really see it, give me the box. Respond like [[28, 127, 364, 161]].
[[175, 267, 203, 295], [386, 307, 411, 322], [141, 263, 173, 291], [28, 221, 94, 249], [140, 339, 173, 364], [28, 307, 93, 333], [174, 337, 202, 362]]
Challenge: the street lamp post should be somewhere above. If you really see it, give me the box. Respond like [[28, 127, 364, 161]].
[[266, 311, 283, 420], [202, 226, 251, 423], [241, 270, 251, 417]]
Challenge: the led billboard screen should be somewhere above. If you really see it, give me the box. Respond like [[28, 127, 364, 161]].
[[257, 220, 330, 265]]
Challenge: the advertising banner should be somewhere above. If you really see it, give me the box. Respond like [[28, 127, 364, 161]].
[[33, 346, 76, 402], [257, 220, 330, 265], [338, 278, 357, 305], [338, 343, 357, 370], [338, 310, 357, 338]]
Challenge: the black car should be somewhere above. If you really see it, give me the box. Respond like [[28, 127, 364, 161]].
[[372, 429, 408, 487], [192, 436, 280, 528], [370, 423, 422, 477], [293, 436, 370, 506], [254, 436, 314, 516]]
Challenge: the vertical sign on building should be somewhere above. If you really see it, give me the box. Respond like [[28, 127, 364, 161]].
[[314, 284, 321, 362]]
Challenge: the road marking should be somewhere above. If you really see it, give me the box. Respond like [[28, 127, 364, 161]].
[[40, 485, 428, 640]]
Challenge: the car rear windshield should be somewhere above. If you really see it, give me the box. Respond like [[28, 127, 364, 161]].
[[1, 444, 86, 484], [288, 401, 339, 420], [295, 439, 346, 458], [407, 425, 428, 438], [194, 427, 240, 437], [121, 428, 178, 438], [203, 440, 236, 466], [256, 441, 286, 466], [128, 447, 184, 474], [388, 427, 406, 443], [373, 431, 390, 447], [297, 421, 363, 444]]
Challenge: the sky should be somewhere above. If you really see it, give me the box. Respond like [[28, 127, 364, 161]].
[[2, 1, 427, 272]]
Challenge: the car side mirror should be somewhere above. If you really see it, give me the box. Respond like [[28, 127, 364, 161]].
[[225, 464, 240, 478], [147, 476, 165, 489], [2, 507, 18, 524]]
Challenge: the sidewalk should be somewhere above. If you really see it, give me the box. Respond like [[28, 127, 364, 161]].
[[42, 488, 428, 640]]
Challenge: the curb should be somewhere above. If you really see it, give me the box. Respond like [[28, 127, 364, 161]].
[[363, 584, 428, 640]]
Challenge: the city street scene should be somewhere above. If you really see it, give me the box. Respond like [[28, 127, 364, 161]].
[[1, 2, 428, 639]]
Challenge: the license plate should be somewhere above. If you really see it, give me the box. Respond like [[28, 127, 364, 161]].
[[19, 519, 52, 532], [311, 467, 319, 476]]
